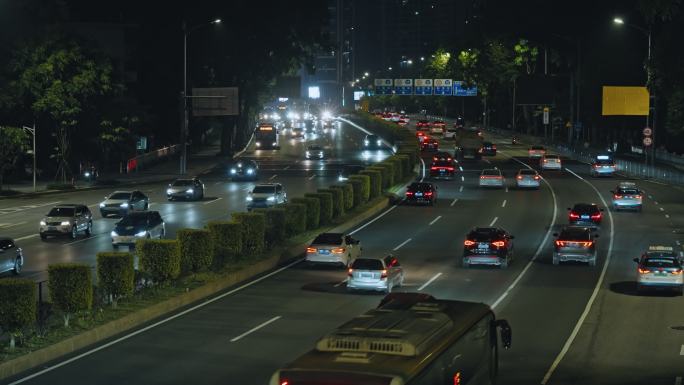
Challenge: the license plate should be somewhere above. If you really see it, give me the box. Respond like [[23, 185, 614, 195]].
[[478, 243, 489, 249], [318, 249, 330, 255], [415, 192, 423, 197], [360, 273, 372, 278], [655, 271, 667, 276], [581, 215, 590, 219], [48, 226, 56, 231]]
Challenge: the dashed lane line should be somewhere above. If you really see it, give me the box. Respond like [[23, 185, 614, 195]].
[[418, 272, 442, 291], [392, 238, 412, 251], [429, 216, 442, 226], [489, 217, 498, 226], [203, 197, 223, 205], [459, 186, 464, 192], [268, 174, 278, 181], [450, 198, 458, 207], [15, 234, 39, 242], [502, 200, 507, 208], [230, 316, 282, 343]]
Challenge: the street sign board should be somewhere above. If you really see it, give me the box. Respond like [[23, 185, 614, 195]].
[[643, 137, 653, 146], [543, 107, 550, 125], [434, 79, 453, 95], [191, 87, 239, 116], [643, 127, 652, 136], [394, 79, 413, 95], [374, 79, 393, 95], [453, 81, 478, 96], [414, 79, 433, 95]]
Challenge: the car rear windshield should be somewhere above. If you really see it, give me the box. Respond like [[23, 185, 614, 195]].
[[596, 159, 614, 165], [559, 228, 591, 240], [469, 229, 499, 242], [252, 186, 276, 194], [308, 146, 322, 151], [172, 180, 193, 186], [545, 155, 559, 160], [409, 183, 433, 191], [617, 188, 639, 195], [531, 146, 545, 150], [351, 259, 384, 270], [482, 169, 500, 176], [643, 258, 679, 268], [312, 233, 343, 245], [366, 135, 378, 140], [47, 207, 75, 217], [109, 192, 132, 200], [573, 204, 599, 213], [520, 169, 537, 175], [483, 142, 493, 146], [432, 160, 453, 167], [118, 214, 148, 226]]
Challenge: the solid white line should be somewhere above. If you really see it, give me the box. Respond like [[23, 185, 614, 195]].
[[491, 152, 558, 310], [268, 174, 277, 180], [459, 186, 464, 192], [203, 197, 222, 205], [680, 344, 684, 355], [675, 376, 682, 385], [429, 216, 442, 226], [15, 234, 38, 242], [501, 199, 507, 208], [542, 167, 615, 385], [392, 238, 412, 251], [230, 316, 282, 342], [0, 221, 26, 229], [484, 159, 491, 164], [418, 272, 442, 291], [420, 158, 426, 181], [308, 174, 316, 180], [450, 198, 458, 207], [6, 258, 303, 385], [489, 217, 498, 226]]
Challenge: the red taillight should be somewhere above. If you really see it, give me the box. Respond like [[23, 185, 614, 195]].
[[672, 269, 683, 275], [406, 191, 414, 196], [635, 195, 642, 199], [591, 213, 602, 220], [534, 175, 540, 180], [613, 195, 622, 199], [425, 191, 433, 196], [280, 381, 289, 385], [306, 247, 316, 253], [492, 145, 497, 149], [348, 268, 353, 277], [638, 267, 651, 274], [332, 247, 346, 254], [555, 240, 565, 247], [492, 241, 505, 247], [464, 240, 476, 247], [569, 212, 580, 219], [380, 269, 388, 279], [447, 167, 455, 171], [517, 175, 523, 180], [593, 164, 600, 168], [431, 166, 438, 170]]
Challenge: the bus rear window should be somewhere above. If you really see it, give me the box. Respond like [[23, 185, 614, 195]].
[[279, 371, 393, 385]]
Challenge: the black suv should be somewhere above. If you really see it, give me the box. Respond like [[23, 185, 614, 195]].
[[364, 135, 382, 149], [405, 182, 437, 205], [430, 160, 455, 179], [462, 227, 515, 268], [568, 203, 604, 227], [230, 159, 259, 180], [481, 141, 497, 156]]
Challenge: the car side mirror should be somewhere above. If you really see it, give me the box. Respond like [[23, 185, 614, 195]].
[[633, 257, 639, 263], [509, 235, 515, 239], [552, 233, 558, 237]]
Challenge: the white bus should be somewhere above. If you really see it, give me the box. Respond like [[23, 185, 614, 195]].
[[270, 293, 512, 385]]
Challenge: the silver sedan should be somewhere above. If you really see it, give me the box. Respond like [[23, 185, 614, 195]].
[[347, 255, 404, 293]]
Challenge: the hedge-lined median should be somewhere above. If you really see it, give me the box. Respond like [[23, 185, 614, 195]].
[[291, 197, 320, 230], [206, 221, 242, 267], [137, 239, 181, 285]]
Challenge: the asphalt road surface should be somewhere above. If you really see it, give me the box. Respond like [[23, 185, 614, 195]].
[[3, 119, 683, 385]]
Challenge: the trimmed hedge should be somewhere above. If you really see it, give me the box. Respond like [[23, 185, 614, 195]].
[[397, 149, 418, 170], [96, 252, 134, 303], [253, 207, 286, 247], [177, 229, 213, 273], [360, 169, 382, 198], [206, 221, 242, 267], [349, 174, 370, 203], [367, 166, 389, 190], [385, 156, 404, 183], [319, 188, 343, 218], [48, 263, 93, 327], [336, 183, 354, 211], [137, 239, 181, 285], [0, 279, 36, 348], [346, 179, 363, 208], [283, 203, 307, 236], [306, 192, 333, 225], [395, 154, 412, 176], [232, 212, 266, 258], [291, 197, 320, 230], [376, 161, 395, 187]]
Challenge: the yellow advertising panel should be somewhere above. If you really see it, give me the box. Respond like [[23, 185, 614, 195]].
[[602, 86, 649, 116]]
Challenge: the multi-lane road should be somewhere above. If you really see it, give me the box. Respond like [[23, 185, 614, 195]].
[[3, 118, 684, 385]]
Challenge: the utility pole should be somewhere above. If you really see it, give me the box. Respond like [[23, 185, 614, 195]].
[[22, 125, 36, 192]]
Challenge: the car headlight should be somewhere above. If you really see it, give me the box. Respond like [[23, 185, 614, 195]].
[[319, 152, 323, 156], [246, 196, 253, 201], [267, 196, 276, 201], [256, 142, 261, 147], [40, 220, 46, 226], [364, 140, 369, 145], [166, 188, 173, 194], [135, 230, 147, 237], [246, 168, 254, 174], [186, 188, 194, 194], [120, 202, 129, 208], [61, 221, 71, 226], [230, 168, 237, 174], [110, 230, 118, 237], [306, 151, 311, 156], [377, 140, 382, 145], [99, 203, 105, 208], [84, 172, 91, 177], [272, 142, 277, 146]]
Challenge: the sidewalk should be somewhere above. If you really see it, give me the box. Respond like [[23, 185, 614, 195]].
[[0, 144, 225, 197]]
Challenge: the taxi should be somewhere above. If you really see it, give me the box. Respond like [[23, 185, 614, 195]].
[[634, 246, 683, 295], [611, 182, 643, 211], [590, 155, 617, 177]]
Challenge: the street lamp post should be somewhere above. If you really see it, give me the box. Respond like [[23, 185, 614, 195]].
[[614, 17, 653, 169], [22, 124, 36, 192], [181, 18, 221, 175]]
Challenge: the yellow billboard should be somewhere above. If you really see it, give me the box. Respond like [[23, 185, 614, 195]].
[[602, 86, 649, 116]]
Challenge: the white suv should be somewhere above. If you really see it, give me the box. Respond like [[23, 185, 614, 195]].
[[246, 183, 287, 210]]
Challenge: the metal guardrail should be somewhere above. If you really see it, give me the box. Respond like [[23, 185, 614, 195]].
[[127, 144, 180, 172]]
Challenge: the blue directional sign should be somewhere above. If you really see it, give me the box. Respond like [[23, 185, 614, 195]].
[[394, 79, 413, 95], [434, 79, 453, 95], [453, 81, 478, 96], [374, 79, 393, 95], [414, 79, 433, 95]]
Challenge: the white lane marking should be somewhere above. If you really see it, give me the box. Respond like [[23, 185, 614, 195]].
[[429, 216, 442, 226], [15, 234, 39, 242], [459, 166, 464, 171], [268, 174, 277, 180], [505, 187, 509, 193], [659, 207, 665, 211], [418, 272, 442, 291], [677, 240, 681, 246], [420, 158, 426, 181], [484, 159, 491, 164], [204, 197, 223, 205], [214, 181, 222, 185], [675, 376, 682, 385], [334, 279, 346, 288], [0, 221, 26, 229], [680, 345, 684, 355], [461, 176, 465, 182], [459, 186, 464, 192], [349, 205, 398, 236], [284, 165, 290, 170], [655, 201, 659, 205], [64, 234, 100, 246], [0, 201, 62, 216], [648, 195, 653, 199], [392, 238, 412, 251], [450, 198, 458, 207], [230, 316, 282, 343], [501, 200, 507, 208], [5, 258, 302, 385], [666, 214, 670, 219], [489, 217, 498, 226], [308, 174, 316, 180], [491, 152, 558, 310], [542, 167, 615, 385]]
